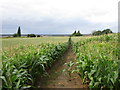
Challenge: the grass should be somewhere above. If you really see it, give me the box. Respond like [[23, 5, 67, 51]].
[[1, 37, 69, 51]]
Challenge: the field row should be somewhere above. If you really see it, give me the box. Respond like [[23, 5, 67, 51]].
[[1, 37, 69, 51], [72, 34, 119, 88], [1, 34, 119, 89], [1, 42, 68, 89]]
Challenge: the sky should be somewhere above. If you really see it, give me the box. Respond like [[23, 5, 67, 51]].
[[0, 0, 119, 34]]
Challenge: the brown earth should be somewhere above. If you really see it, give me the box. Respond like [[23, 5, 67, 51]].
[[35, 46, 88, 89]]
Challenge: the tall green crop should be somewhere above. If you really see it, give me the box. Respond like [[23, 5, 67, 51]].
[[1, 42, 68, 89], [72, 33, 119, 88]]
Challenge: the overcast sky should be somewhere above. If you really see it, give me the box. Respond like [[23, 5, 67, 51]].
[[0, 0, 119, 34]]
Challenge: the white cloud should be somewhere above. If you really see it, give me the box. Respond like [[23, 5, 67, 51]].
[[1, 0, 119, 34], [1, 0, 118, 22]]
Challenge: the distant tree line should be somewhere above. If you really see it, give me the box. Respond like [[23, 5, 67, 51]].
[[27, 34, 41, 37], [12, 27, 113, 37], [71, 30, 83, 36], [92, 29, 113, 36], [13, 26, 41, 37]]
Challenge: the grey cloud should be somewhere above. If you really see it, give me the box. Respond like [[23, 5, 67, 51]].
[[2, 17, 118, 34]]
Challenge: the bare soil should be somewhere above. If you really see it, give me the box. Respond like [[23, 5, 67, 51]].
[[35, 46, 88, 89]]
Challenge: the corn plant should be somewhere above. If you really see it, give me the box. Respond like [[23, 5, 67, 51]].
[[1, 42, 68, 89], [64, 61, 74, 78], [72, 33, 119, 88]]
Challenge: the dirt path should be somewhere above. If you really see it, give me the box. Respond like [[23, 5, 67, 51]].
[[35, 46, 88, 88]]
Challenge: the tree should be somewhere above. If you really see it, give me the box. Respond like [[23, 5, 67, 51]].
[[92, 30, 102, 36], [13, 33, 18, 37], [72, 30, 76, 36], [102, 29, 113, 34], [27, 34, 36, 37], [75, 31, 82, 36], [72, 30, 82, 36], [37, 35, 41, 37], [12, 26, 22, 37], [17, 26, 21, 37], [92, 29, 113, 36]]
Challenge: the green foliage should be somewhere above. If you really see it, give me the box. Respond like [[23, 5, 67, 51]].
[[12, 26, 21, 37], [13, 33, 18, 37], [92, 29, 113, 36], [1, 42, 68, 89], [72, 31, 77, 36], [17, 26, 21, 37], [64, 61, 74, 78], [37, 35, 41, 37], [72, 30, 82, 36], [102, 29, 113, 34], [92, 30, 102, 36], [72, 34, 119, 88], [27, 34, 36, 37]]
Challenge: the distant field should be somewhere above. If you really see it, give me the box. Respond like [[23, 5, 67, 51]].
[[71, 33, 116, 42], [71, 36, 92, 42], [1, 34, 116, 51], [1, 36, 69, 51], [1, 36, 97, 51]]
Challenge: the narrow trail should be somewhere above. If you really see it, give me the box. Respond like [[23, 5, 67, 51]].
[[35, 45, 88, 88]]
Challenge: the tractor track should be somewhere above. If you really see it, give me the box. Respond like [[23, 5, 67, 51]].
[[35, 43, 88, 89]]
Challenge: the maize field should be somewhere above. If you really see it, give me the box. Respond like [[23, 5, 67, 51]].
[[1, 37, 69, 89], [0, 34, 119, 89], [72, 34, 119, 88]]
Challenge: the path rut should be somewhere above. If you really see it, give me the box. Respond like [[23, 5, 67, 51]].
[[35, 46, 88, 88]]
